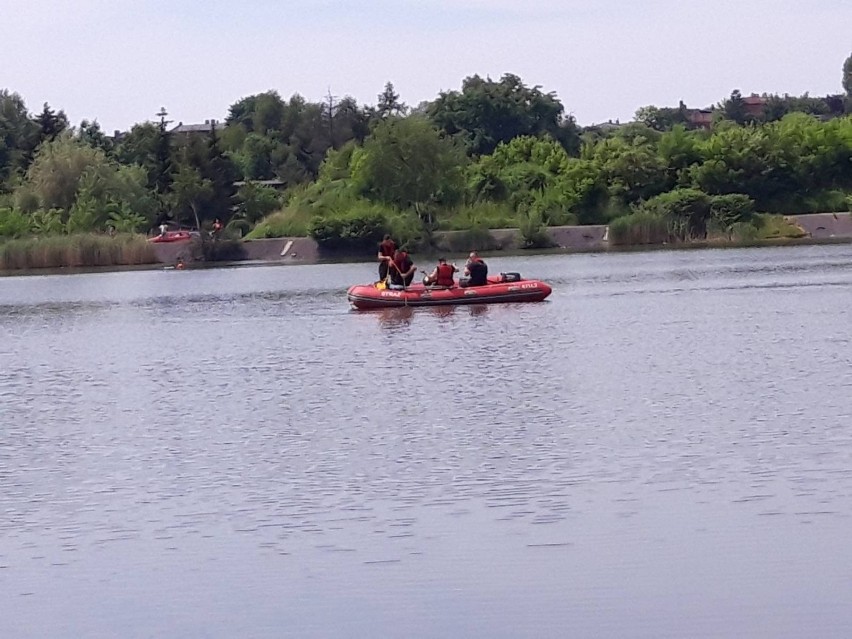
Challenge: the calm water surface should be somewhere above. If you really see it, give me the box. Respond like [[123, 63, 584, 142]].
[[2, 245, 852, 638]]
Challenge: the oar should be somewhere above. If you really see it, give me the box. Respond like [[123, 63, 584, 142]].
[[387, 259, 408, 290]]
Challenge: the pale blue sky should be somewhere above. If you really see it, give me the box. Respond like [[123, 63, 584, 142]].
[[3, 0, 851, 133]]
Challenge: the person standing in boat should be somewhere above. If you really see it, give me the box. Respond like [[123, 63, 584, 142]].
[[388, 248, 416, 288], [424, 257, 457, 287], [377, 234, 397, 281], [460, 251, 488, 287]]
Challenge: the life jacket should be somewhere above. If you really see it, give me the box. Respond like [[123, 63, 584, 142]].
[[436, 263, 455, 286], [379, 239, 396, 258], [393, 252, 411, 272]]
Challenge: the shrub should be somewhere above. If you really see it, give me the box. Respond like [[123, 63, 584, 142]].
[[708, 194, 755, 239], [442, 201, 517, 231], [310, 207, 387, 252], [608, 212, 669, 245], [635, 188, 712, 240], [0, 207, 31, 238], [518, 209, 556, 249]]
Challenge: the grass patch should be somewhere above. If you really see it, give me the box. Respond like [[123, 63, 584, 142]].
[[608, 212, 670, 246], [245, 207, 312, 238], [442, 202, 518, 231], [0, 233, 156, 270]]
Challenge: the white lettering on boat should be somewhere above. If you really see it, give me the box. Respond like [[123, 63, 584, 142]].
[[520, 283, 539, 289], [381, 291, 402, 297]]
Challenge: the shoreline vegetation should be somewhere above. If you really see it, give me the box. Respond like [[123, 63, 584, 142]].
[[3, 57, 852, 272], [1, 212, 849, 274]]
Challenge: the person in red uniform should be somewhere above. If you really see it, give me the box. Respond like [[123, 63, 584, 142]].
[[388, 249, 416, 288], [377, 234, 396, 281], [424, 258, 457, 287]]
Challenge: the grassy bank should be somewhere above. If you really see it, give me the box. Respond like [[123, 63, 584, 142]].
[[0, 233, 157, 270]]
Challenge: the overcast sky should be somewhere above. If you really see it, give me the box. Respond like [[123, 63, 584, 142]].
[[3, 0, 851, 133]]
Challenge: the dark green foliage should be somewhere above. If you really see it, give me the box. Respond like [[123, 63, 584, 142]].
[[0, 91, 40, 189], [0, 207, 30, 237], [309, 209, 386, 252], [427, 73, 580, 156], [518, 209, 556, 249], [608, 212, 670, 245], [34, 103, 69, 145], [235, 182, 281, 224], [709, 193, 755, 237], [354, 116, 467, 209], [635, 188, 712, 240]]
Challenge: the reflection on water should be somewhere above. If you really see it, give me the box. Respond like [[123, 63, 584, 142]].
[[367, 304, 490, 328], [2, 245, 852, 638]]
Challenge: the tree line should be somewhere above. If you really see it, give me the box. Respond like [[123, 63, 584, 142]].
[[1, 54, 851, 251]]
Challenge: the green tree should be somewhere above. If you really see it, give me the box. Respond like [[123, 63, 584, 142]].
[[77, 119, 114, 155], [169, 163, 212, 230], [353, 115, 467, 210], [720, 90, 748, 124], [375, 81, 407, 119], [635, 103, 690, 132], [592, 136, 667, 205], [154, 108, 173, 205], [235, 182, 281, 224], [0, 90, 39, 189], [34, 102, 69, 146], [20, 134, 105, 213], [427, 73, 578, 156]]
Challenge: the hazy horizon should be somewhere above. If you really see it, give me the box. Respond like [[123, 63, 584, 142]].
[[4, 0, 851, 132]]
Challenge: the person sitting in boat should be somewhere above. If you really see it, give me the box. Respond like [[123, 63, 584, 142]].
[[424, 258, 457, 287], [388, 249, 416, 288], [460, 251, 488, 287], [377, 234, 396, 281]]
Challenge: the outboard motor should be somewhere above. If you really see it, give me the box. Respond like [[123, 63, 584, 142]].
[[500, 272, 521, 283]]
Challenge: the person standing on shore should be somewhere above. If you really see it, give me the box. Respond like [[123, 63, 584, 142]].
[[377, 234, 396, 281]]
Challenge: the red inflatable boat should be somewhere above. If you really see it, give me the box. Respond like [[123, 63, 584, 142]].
[[347, 273, 552, 309], [149, 230, 195, 243]]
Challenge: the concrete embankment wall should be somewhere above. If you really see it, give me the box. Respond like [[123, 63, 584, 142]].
[[787, 213, 852, 238], [151, 214, 851, 266]]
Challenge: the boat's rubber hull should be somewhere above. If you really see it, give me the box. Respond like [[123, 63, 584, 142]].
[[347, 278, 552, 309]]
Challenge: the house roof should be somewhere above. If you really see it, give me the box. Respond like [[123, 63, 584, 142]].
[[170, 119, 220, 134]]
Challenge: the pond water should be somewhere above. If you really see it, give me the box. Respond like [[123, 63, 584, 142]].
[[2, 245, 852, 638]]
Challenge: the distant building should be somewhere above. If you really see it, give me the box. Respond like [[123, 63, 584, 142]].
[[742, 94, 768, 118], [685, 109, 714, 129], [170, 119, 221, 136]]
